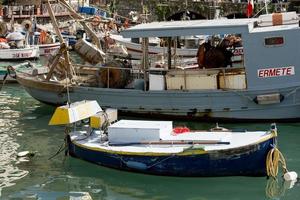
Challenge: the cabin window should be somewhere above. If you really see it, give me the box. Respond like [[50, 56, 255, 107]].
[[264, 37, 284, 47]]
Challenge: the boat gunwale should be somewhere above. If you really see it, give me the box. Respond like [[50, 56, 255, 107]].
[[69, 131, 276, 156]]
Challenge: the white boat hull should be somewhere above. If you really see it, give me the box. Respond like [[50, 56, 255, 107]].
[[0, 46, 39, 60], [110, 34, 244, 62], [37, 42, 60, 56]]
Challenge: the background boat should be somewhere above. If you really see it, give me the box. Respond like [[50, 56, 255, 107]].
[[0, 45, 39, 60], [36, 42, 60, 56]]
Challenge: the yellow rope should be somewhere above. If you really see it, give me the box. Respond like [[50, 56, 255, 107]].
[[266, 147, 288, 179], [265, 178, 285, 199]]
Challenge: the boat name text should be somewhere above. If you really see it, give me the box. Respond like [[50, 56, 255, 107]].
[[12, 52, 33, 58], [258, 66, 295, 78]]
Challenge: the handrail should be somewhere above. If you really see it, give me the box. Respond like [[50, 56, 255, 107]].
[[252, 1, 273, 18]]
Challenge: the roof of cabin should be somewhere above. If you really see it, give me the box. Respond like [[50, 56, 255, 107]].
[[121, 18, 256, 38], [121, 17, 300, 38]]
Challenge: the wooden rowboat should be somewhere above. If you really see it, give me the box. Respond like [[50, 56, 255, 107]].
[[50, 100, 278, 177]]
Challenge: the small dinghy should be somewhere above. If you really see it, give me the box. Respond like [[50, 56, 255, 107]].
[[50, 100, 278, 177], [1, 62, 49, 83]]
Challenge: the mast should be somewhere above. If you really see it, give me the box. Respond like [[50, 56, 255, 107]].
[[45, 0, 73, 81]]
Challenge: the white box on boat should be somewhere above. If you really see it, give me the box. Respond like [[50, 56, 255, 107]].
[[108, 120, 173, 143], [219, 72, 246, 89], [257, 12, 299, 27], [166, 70, 218, 90], [149, 68, 166, 90]]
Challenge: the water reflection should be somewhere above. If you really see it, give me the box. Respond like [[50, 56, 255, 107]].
[[1, 85, 300, 200], [5, 156, 300, 200], [0, 88, 29, 195]]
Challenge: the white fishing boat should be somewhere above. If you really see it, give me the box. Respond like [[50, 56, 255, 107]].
[[0, 46, 39, 60]]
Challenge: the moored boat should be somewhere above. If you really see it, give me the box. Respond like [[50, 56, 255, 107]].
[[14, 2, 300, 121], [49, 100, 278, 177], [37, 42, 60, 56], [0, 45, 39, 60], [1, 62, 47, 83]]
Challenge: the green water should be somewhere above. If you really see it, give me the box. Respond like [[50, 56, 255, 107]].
[[0, 84, 300, 200]]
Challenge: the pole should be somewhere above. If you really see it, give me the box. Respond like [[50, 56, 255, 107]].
[[142, 37, 149, 91], [45, 0, 73, 81]]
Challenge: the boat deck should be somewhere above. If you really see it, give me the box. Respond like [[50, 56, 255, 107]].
[[69, 129, 274, 154]]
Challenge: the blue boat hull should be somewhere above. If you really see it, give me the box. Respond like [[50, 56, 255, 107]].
[[67, 136, 275, 177]]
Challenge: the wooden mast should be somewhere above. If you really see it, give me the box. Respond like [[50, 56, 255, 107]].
[[45, 0, 73, 81], [58, 0, 103, 50]]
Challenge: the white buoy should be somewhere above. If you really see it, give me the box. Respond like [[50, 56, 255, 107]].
[[17, 151, 30, 157], [17, 151, 36, 157], [283, 171, 298, 181], [283, 179, 297, 189]]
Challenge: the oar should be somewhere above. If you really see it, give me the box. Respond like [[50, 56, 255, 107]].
[[109, 140, 230, 146]]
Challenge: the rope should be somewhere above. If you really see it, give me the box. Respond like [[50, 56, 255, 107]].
[[101, 111, 110, 134], [266, 147, 288, 179], [48, 127, 70, 160], [265, 178, 285, 199]]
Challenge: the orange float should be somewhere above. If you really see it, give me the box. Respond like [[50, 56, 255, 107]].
[[173, 126, 190, 134]]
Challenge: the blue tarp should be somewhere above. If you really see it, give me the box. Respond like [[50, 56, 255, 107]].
[[78, 6, 97, 15]]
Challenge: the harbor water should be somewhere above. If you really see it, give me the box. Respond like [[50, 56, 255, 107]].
[[0, 58, 300, 199]]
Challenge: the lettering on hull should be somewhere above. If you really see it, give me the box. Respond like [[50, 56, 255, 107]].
[[12, 52, 33, 58], [258, 66, 295, 78]]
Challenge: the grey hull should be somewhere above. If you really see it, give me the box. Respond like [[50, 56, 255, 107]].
[[20, 79, 300, 121]]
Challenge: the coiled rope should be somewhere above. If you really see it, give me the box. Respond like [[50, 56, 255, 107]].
[[266, 147, 288, 179]]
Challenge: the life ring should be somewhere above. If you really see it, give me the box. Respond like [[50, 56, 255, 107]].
[[173, 127, 190, 135], [91, 16, 101, 27], [22, 20, 32, 31]]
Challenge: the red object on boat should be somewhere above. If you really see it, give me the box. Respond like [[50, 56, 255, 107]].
[[173, 126, 190, 134], [0, 38, 7, 43]]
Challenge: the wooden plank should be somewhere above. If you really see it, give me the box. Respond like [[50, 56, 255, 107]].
[[10, 0, 42, 5]]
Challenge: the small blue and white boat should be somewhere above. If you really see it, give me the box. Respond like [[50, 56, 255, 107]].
[[50, 100, 278, 177]]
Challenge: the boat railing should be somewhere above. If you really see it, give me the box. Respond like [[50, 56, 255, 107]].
[[73, 63, 246, 90]]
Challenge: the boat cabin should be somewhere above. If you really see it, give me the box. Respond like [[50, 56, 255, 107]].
[[120, 12, 300, 92]]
